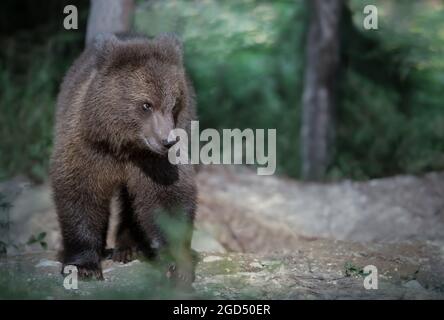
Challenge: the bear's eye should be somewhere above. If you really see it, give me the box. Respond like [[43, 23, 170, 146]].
[[142, 102, 153, 112]]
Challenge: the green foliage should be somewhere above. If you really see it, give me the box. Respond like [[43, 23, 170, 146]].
[[0, 0, 87, 182], [26, 232, 48, 250], [136, 0, 307, 177], [332, 0, 444, 179], [136, 0, 444, 179], [0, 62, 55, 182], [344, 261, 369, 277], [1, 0, 444, 181]]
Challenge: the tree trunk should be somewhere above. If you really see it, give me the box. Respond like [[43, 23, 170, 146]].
[[85, 0, 135, 47], [300, 0, 342, 181]]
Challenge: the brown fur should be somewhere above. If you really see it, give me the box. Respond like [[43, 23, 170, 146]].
[[50, 33, 197, 286]]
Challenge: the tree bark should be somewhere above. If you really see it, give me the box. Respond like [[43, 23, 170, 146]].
[[300, 0, 342, 181], [85, 0, 135, 47]]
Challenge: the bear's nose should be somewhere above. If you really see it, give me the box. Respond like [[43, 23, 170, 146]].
[[161, 139, 176, 149]]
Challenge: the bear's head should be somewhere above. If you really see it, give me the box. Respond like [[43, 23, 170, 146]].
[[81, 33, 194, 157]]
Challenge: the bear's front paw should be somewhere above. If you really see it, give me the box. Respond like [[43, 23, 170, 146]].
[[77, 266, 104, 280], [112, 247, 135, 264], [62, 264, 104, 281]]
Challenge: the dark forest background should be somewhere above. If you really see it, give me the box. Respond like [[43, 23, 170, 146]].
[[1, 0, 444, 182]]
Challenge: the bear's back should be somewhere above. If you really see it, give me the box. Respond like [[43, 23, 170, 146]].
[[53, 48, 97, 147]]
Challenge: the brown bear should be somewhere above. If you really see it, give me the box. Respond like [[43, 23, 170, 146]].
[[50, 33, 197, 287]]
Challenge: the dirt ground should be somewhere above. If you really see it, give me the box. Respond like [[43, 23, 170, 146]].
[[1, 165, 443, 299]]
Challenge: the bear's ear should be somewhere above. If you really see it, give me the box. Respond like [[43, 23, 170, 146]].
[[155, 33, 183, 64], [93, 33, 121, 69]]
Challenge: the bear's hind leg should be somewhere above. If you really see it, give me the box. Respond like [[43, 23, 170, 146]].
[[113, 186, 154, 263]]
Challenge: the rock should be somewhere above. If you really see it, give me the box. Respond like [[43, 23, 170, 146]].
[[196, 166, 444, 249], [403, 280, 424, 290], [203, 255, 223, 263], [35, 259, 61, 268], [249, 262, 263, 269], [191, 229, 226, 253], [103, 268, 114, 274]]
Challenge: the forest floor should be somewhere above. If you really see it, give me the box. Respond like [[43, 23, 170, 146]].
[[1, 165, 444, 299]]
